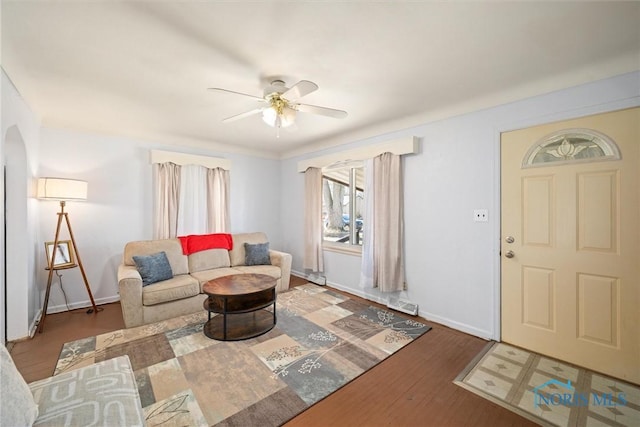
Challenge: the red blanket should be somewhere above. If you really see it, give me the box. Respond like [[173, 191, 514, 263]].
[[177, 233, 233, 255]]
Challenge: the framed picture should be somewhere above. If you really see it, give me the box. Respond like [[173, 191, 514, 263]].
[[45, 240, 76, 268]]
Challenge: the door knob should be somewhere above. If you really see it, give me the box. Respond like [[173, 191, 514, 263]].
[[505, 236, 515, 244], [505, 250, 515, 258]]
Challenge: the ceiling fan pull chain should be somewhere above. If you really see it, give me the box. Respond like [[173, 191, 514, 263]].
[[275, 115, 282, 138]]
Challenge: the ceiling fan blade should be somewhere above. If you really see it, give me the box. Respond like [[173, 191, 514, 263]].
[[283, 80, 318, 100], [208, 87, 265, 102], [296, 103, 348, 119], [222, 108, 263, 122]]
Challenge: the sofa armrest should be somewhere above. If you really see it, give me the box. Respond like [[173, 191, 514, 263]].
[[30, 355, 145, 426], [269, 250, 292, 291], [117, 264, 144, 328]]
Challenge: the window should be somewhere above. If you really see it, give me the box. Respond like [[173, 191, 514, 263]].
[[153, 159, 230, 239], [322, 165, 364, 246], [522, 128, 620, 168]]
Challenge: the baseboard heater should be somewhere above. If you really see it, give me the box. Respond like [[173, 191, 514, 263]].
[[307, 273, 326, 286], [387, 298, 419, 316]]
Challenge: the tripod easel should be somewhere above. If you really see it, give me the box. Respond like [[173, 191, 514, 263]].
[[38, 200, 99, 333]]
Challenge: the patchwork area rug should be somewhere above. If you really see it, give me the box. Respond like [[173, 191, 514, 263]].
[[55, 284, 431, 426], [454, 342, 640, 427]]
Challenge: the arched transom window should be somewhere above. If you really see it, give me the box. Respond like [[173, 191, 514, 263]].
[[522, 128, 621, 168]]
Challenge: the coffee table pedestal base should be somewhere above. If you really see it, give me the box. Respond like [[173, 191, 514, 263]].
[[204, 309, 275, 341], [202, 274, 277, 341]]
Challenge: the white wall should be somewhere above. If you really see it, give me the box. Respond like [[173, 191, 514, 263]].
[[282, 71, 640, 340], [36, 128, 283, 313], [227, 155, 282, 248], [1, 69, 42, 341], [3, 69, 639, 341]]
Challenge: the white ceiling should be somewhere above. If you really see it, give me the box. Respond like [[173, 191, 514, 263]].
[[2, 1, 639, 158]]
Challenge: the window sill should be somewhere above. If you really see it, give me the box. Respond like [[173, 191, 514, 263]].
[[322, 242, 362, 257]]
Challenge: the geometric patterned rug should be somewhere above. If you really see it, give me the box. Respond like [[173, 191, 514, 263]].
[[55, 283, 431, 426], [454, 342, 640, 427]]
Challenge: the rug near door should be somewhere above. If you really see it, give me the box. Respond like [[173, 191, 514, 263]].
[[55, 284, 431, 426], [454, 342, 640, 427]]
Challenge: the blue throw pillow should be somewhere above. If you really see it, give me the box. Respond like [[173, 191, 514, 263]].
[[244, 242, 271, 266], [132, 251, 173, 286]]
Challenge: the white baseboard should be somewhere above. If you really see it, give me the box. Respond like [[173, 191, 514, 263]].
[[331, 283, 493, 339], [387, 298, 418, 316], [418, 310, 493, 340], [29, 309, 42, 338], [45, 295, 121, 314], [22, 296, 120, 340], [291, 270, 493, 340], [291, 270, 307, 279], [324, 280, 388, 306], [292, 270, 327, 285], [292, 271, 380, 302]]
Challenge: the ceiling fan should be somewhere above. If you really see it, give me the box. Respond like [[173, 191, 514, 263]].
[[208, 80, 347, 136]]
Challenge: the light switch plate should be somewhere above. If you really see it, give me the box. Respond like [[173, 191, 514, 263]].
[[474, 209, 488, 222]]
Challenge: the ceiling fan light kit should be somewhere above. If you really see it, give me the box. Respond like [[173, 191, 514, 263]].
[[208, 78, 347, 137], [262, 84, 297, 129], [262, 103, 296, 128]]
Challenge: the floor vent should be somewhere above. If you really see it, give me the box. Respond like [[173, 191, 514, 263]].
[[387, 298, 418, 316], [307, 273, 326, 286]]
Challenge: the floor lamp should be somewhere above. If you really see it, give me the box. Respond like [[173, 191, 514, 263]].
[[37, 177, 99, 333]]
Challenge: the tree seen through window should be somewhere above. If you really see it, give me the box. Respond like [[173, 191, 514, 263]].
[[322, 166, 364, 246]]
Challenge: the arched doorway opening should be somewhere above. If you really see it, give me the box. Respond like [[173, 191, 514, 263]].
[[3, 125, 31, 342]]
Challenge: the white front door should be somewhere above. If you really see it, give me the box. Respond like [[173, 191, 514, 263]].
[[501, 107, 639, 384]]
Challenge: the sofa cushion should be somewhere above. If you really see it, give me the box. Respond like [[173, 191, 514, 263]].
[[190, 267, 244, 289], [133, 251, 173, 286], [124, 239, 189, 275], [30, 355, 144, 426], [234, 265, 282, 279], [188, 248, 231, 273], [0, 344, 39, 426], [142, 274, 200, 306], [229, 232, 268, 266], [244, 242, 271, 266]]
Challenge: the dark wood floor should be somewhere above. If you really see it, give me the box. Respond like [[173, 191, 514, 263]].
[[9, 276, 533, 426], [10, 302, 126, 382]]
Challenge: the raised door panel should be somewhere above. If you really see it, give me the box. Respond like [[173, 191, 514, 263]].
[[522, 176, 555, 247], [521, 266, 555, 331], [577, 274, 619, 347], [577, 171, 619, 253]]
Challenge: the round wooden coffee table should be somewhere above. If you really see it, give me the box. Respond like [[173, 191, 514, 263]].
[[202, 273, 277, 341]]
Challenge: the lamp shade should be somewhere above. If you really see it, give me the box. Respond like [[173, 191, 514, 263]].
[[36, 178, 88, 201], [262, 106, 296, 128]]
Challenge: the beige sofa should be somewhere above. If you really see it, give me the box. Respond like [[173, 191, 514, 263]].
[[1, 344, 144, 426], [117, 232, 292, 328]]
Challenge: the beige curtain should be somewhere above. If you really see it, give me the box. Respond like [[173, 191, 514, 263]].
[[303, 167, 324, 272], [207, 168, 230, 232], [360, 159, 375, 288], [154, 162, 181, 239], [373, 152, 405, 292]]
